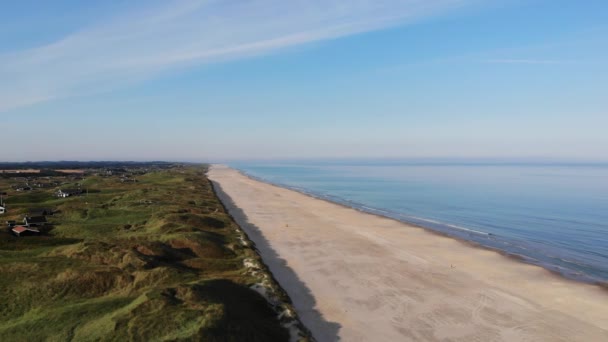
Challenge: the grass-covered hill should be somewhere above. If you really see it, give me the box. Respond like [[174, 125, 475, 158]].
[[0, 165, 303, 341]]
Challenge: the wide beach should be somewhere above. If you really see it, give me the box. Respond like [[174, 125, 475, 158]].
[[208, 165, 608, 341]]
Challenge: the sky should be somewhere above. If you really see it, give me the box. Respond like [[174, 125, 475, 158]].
[[1, 0, 607, 162]]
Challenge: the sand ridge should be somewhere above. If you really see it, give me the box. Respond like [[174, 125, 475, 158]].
[[208, 165, 608, 341]]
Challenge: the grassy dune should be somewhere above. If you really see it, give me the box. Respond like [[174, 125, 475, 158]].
[[0, 165, 299, 341]]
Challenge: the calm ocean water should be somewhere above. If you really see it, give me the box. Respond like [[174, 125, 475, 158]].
[[229, 161, 608, 283]]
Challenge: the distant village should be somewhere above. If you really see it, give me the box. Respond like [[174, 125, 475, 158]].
[[1, 162, 179, 237]]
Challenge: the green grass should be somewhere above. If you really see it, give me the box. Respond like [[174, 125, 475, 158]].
[[0, 166, 294, 341]]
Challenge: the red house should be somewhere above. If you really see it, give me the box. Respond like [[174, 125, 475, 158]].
[[12, 226, 40, 237]]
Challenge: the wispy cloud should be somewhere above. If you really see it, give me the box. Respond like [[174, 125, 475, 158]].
[[482, 59, 575, 65], [0, 0, 475, 112]]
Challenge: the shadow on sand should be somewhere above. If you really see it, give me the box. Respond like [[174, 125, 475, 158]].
[[210, 180, 342, 342]]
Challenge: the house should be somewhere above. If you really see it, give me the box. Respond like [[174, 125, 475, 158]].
[[28, 208, 54, 216], [12, 226, 40, 237], [57, 189, 83, 198], [23, 216, 47, 227], [1, 193, 5, 214]]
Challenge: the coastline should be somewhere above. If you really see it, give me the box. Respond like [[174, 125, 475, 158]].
[[208, 164, 608, 341], [206, 173, 313, 342], [235, 167, 605, 285]]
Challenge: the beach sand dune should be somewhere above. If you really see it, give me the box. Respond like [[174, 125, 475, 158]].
[[208, 165, 608, 342]]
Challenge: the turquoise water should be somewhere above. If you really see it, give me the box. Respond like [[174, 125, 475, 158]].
[[230, 161, 608, 283]]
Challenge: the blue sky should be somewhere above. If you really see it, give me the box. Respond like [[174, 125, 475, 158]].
[[1, 0, 607, 162]]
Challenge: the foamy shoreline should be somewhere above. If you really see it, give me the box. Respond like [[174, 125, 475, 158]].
[[208, 164, 608, 341]]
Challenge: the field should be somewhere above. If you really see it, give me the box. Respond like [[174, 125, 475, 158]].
[[0, 165, 303, 341]]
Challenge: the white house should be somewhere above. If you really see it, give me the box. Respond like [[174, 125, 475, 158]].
[[0, 206, 5, 215], [57, 189, 83, 198]]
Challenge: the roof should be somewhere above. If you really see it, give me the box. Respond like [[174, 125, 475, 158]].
[[28, 208, 52, 214], [12, 226, 40, 234], [12, 226, 27, 233], [25, 216, 47, 224], [60, 189, 82, 194]]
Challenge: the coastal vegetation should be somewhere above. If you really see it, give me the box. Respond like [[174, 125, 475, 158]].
[[0, 163, 302, 341]]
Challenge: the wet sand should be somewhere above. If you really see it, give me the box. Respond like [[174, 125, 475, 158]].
[[208, 165, 608, 341]]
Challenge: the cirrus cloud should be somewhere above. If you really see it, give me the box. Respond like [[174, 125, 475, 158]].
[[0, 0, 477, 112]]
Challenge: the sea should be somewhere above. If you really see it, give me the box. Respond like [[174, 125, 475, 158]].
[[229, 160, 608, 284]]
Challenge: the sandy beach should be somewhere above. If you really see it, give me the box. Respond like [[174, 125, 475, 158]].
[[208, 165, 608, 341]]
